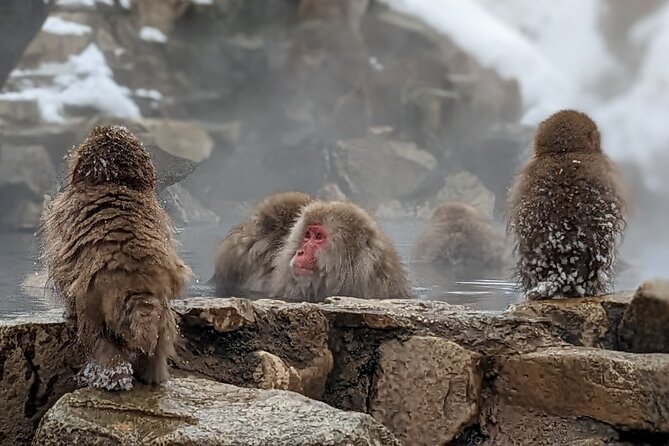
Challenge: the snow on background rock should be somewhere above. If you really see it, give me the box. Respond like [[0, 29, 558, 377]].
[[381, 0, 669, 180], [0, 44, 140, 123]]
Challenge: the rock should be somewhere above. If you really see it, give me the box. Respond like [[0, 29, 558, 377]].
[[173, 298, 334, 400], [0, 312, 83, 445], [316, 182, 349, 201], [32, 377, 402, 446], [159, 183, 220, 226], [507, 294, 631, 349], [432, 171, 496, 218], [332, 137, 438, 202], [22, 13, 93, 65], [0, 0, 48, 88], [618, 280, 669, 353], [0, 99, 41, 124], [0, 144, 56, 230], [494, 346, 669, 432], [370, 336, 481, 445]]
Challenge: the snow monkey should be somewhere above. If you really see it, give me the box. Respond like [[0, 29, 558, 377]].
[[507, 110, 626, 301], [412, 202, 510, 277], [211, 191, 312, 298], [270, 200, 412, 302], [43, 125, 190, 391]]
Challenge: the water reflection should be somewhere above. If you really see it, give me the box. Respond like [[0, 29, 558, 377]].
[[0, 216, 654, 318]]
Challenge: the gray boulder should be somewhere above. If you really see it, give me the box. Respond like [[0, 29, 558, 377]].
[[32, 377, 401, 446]]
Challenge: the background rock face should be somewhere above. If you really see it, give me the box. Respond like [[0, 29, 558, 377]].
[[32, 377, 402, 446], [3, 282, 669, 445]]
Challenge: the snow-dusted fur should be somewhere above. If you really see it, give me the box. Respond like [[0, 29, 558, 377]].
[[508, 110, 626, 300], [211, 192, 312, 298], [270, 201, 412, 302], [42, 126, 190, 391]]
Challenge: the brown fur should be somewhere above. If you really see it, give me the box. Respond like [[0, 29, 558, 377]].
[[507, 110, 626, 300], [212, 192, 312, 297], [270, 201, 412, 302], [412, 202, 510, 277], [42, 125, 190, 390]]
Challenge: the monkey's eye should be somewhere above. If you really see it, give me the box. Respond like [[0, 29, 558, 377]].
[[314, 232, 323, 241], [304, 230, 311, 240]]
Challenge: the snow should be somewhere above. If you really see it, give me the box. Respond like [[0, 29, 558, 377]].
[[191, 0, 214, 4], [0, 44, 140, 123], [42, 16, 92, 36], [381, 0, 669, 179], [134, 88, 163, 101], [140, 26, 167, 44], [56, 0, 113, 6]]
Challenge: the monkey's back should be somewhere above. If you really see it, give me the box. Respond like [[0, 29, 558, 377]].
[[212, 192, 311, 297], [412, 215, 509, 274], [508, 153, 625, 298], [43, 185, 189, 328]]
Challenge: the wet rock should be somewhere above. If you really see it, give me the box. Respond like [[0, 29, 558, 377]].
[[32, 376, 402, 446], [370, 336, 481, 445], [172, 298, 334, 400], [0, 144, 56, 230], [0, 311, 84, 445], [618, 280, 669, 353], [332, 137, 438, 202], [494, 346, 669, 432], [479, 402, 621, 446], [159, 183, 220, 226], [507, 294, 631, 349]]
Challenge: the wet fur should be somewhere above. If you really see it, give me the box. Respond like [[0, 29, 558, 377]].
[[212, 192, 312, 297], [270, 201, 412, 302], [42, 126, 190, 390], [507, 110, 626, 300], [412, 202, 510, 277]]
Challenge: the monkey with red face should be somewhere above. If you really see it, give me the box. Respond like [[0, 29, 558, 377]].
[[270, 201, 412, 302]]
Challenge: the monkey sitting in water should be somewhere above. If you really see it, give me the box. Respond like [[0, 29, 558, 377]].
[[412, 202, 510, 278], [507, 110, 626, 300], [269, 200, 412, 302], [211, 191, 312, 297], [42, 126, 190, 391]]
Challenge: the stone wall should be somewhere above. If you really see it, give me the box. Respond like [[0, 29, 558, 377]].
[[2, 281, 669, 445]]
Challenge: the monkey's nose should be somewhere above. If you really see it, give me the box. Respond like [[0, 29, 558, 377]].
[[296, 249, 305, 257]]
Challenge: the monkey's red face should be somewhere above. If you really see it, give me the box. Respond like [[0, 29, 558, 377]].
[[291, 224, 328, 276]]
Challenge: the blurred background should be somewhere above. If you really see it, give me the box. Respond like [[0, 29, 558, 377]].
[[0, 0, 667, 314]]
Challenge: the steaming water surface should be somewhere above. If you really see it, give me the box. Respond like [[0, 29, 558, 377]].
[[3, 214, 663, 319]]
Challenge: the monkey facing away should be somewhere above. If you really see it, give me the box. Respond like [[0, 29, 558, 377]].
[[507, 110, 626, 300], [211, 192, 312, 298], [42, 125, 190, 391], [412, 202, 510, 278], [269, 200, 412, 302]]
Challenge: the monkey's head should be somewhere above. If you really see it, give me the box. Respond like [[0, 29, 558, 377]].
[[286, 201, 380, 281], [255, 192, 312, 238], [69, 125, 156, 192], [431, 202, 483, 224], [534, 110, 601, 155]]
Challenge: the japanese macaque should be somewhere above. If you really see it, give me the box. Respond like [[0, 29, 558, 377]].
[[507, 110, 626, 301], [212, 192, 312, 297], [42, 126, 190, 391], [270, 201, 412, 302], [412, 202, 510, 277]]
